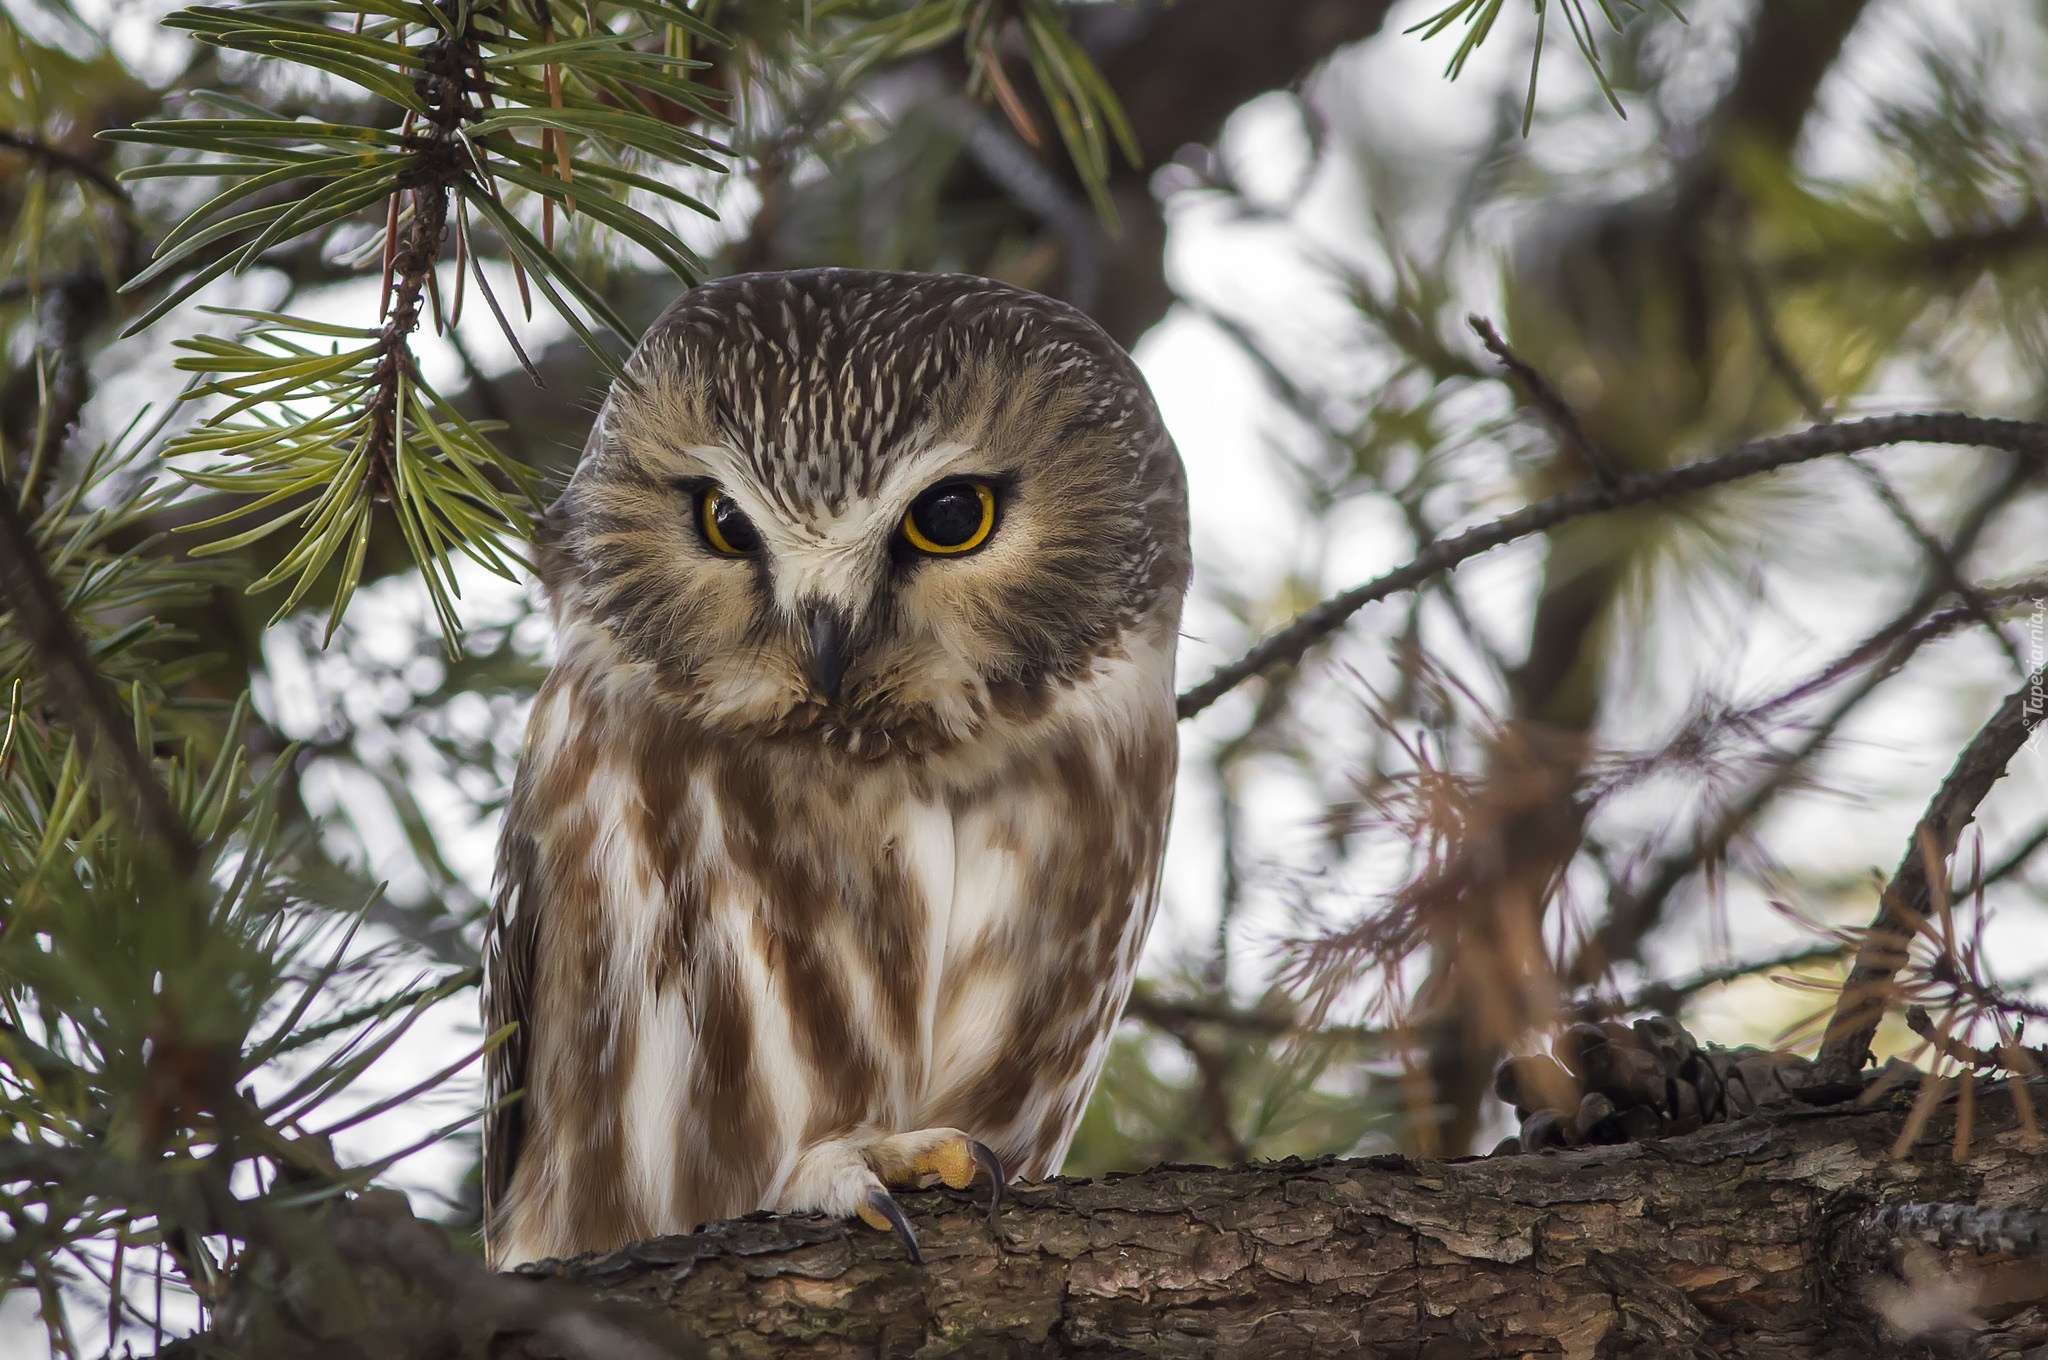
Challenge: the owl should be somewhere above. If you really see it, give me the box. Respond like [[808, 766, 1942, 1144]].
[[481, 269, 1190, 1268]]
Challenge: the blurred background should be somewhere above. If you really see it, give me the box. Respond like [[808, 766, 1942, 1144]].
[[4, 0, 2047, 1350]]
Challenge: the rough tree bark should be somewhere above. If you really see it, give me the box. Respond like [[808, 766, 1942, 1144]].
[[490, 1086, 2048, 1359]]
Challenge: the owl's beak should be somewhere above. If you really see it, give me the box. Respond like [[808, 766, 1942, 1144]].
[[806, 604, 852, 703]]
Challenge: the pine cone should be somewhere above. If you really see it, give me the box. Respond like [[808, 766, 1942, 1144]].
[[1490, 1015, 1821, 1153]]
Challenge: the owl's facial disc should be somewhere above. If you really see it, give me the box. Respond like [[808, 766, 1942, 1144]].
[[545, 270, 1191, 758], [687, 460, 1009, 714]]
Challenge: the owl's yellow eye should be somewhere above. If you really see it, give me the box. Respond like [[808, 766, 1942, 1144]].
[[698, 486, 761, 556], [901, 481, 996, 555]]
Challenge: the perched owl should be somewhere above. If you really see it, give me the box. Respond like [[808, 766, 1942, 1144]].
[[481, 269, 1190, 1267]]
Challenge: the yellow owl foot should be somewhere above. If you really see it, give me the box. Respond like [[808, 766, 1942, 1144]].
[[865, 1128, 1007, 1218], [851, 1129, 1007, 1264], [781, 1127, 1008, 1264]]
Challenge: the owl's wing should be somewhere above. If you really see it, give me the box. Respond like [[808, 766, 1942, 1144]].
[[480, 809, 540, 1238]]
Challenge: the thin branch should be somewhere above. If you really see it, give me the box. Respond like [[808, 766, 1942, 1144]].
[[12, 278, 104, 517], [1190, 300, 1350, 455], [1904, 1005, 2048, 1075], [1118, 989, 1252, 1162], [1567, 944, 1850, 1023], [1568, 548, 2042, 987], [0, 129, 130, 204], [937, 90, 1105, 309], [1121, 983, 1383, 1047], [1851, 459, 2025, 673], [361, 12, 481, 498], [1819, 666, 2048, 1079], [1177, 412, 2048, 721], [1467, 313, 1621, 484], [1968, 817, 2048, 893], [1734, 247, 1828, 423], [0, 487, 198, 875]]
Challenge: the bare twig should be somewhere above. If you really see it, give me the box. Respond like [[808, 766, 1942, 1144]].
[[1969, 817, 2048, 892], [938, 90, 1104, 309], [1568, 551, 2042, 986], [1818, 667, 2048, 1080], [1567, 944, 1850, 1023], [1119, 991, 1252, 1162], [1851, 460, 2026, 673], [1122, 983, 1384, 1047], [1467, 313, 1621, 484], [1733, 249, 1828, 423], [1177, 413, 2048, 721], [1904, 1005, 2048, 1075]]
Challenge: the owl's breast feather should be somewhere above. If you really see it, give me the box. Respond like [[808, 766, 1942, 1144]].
[[488, 616, 1178, 1265]]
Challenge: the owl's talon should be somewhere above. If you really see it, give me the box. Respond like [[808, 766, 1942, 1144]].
[[859, 1187, 923, 1265], [969, 1140, 1005, 1222]]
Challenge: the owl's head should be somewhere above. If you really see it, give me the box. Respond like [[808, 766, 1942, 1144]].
[[541, 270, 1190, 757]]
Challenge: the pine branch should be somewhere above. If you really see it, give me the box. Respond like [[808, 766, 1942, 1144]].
[[1818, 667, 2048, 1080], [362, 15, 475, 500], [0, 488, 197, 875], [1176, 413, 2048, 720], [1904, 1006, 2048, 1077]]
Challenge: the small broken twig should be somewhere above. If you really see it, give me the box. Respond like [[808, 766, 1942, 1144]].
[[1467, 313, 1622, 485]]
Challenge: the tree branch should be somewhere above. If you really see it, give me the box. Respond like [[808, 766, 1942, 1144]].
[[0, 128, 130, 204], [1468, 313, 1621, 485], [1568, 945, 1850, 1024], [1970, 817, 2048, 892], [513, 1089, 2048, 1356], [1176, 413, 2048, 720], [362, 13, 478, 499], [1819, 667, 2048, 1080]]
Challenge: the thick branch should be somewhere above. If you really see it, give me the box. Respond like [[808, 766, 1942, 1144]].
[[515, 1090, 2048, 1357], [1176, 413, 2048, 720], [1819, 668, 2048, 1079]]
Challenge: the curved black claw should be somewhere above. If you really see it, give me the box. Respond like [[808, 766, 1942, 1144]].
[[968, 1140, 1006, 1223], [865, 1187, 922, 1265]]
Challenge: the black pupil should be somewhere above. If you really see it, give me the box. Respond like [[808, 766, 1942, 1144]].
[[912, 485, 985, 547], [710, 494, 760, 552]]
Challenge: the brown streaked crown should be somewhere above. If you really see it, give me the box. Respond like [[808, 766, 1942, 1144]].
[[539, 269, 1190, 755]]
